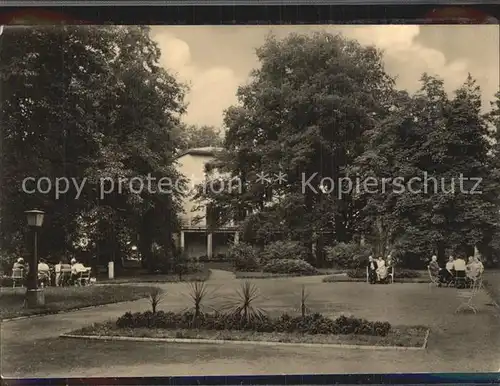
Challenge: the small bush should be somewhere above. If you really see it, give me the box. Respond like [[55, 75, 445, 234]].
[[346, 269, 366, 279], [0, 276, 15, 287], [260, 240, 309, 263], [396, 269, 421, 279], [263, 259, 318, 275], [325, 242, 371, 269], [346, 268, 420, 279], [228, 243, 260, 272], [115, 310, 391, 337]]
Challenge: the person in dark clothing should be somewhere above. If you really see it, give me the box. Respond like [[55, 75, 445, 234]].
[[367, 255, 378, 284]]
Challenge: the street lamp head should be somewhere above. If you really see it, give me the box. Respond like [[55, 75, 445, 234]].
[[25, 209, 45, 228]]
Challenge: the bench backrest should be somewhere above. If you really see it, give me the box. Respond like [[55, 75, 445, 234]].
[[12, 268, 24, 279]]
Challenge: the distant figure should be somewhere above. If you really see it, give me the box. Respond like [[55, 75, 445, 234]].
[[466, 256, 481, 282], [428, 255, 441, 285], [453, 256, 467, 288], [12, 258, 25, 270], [367, 255, 378, 284], [70, 258, 87, 284], [37, 259, 51, 286], [38, 259, 50, 274], [376, 257, 388, 282], [442, 256, 455, 284]]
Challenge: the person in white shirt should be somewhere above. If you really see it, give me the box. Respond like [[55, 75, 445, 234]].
[[453, 256, 467, 288], [442, 256, 455, 284], [37, 259, 51, 287], [70, 258, 88, 284]]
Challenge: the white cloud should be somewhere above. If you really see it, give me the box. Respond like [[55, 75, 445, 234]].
[[151, 29, 241, 128]]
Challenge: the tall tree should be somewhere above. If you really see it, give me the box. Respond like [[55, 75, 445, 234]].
[[197, 32, 394, 265], [176, 124, 223, 151], [0, 25, 187, 271]]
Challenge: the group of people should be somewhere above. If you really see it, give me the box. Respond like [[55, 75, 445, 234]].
[[367, 255, 392, 284], [429, 255, 484, 288], [12, 257, 90, 286]]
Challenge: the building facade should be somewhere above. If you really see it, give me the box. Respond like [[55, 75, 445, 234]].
[[175, 147, 240, 259]]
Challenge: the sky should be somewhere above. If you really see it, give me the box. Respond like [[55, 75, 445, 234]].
[[150, 25, 499, 128]]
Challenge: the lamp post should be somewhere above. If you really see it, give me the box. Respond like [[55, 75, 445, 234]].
[[24, 209, 45, 308]]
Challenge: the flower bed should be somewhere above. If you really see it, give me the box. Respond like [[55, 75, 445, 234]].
[[69, 321, 429, 348], [114, 310, 392, 336]]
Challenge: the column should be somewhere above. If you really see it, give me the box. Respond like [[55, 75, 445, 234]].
[[180, 231, 185, 252], [234, 232, 240, 245], [207, 232, 213, 259]]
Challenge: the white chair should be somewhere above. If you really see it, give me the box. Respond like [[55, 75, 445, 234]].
[[11, 268, 24, 288], [388, 266, 394, 283], [74, 268, 92, 286]]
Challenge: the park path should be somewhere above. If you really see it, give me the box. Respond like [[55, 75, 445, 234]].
[[0, 269, 241, 346], [2, 271, 499, 377]]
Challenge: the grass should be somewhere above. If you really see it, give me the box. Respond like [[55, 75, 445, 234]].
[[483, 270, 500, 308], [97, 267, 212, 284], [0, 285, 158, 320], [235, 268, 337, 279], [68, 321, 429, 348]]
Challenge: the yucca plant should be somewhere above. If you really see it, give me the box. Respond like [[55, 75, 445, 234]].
[[183, 281, 218, 321], [222, 280, 266, 323], [148, 287, 164, 314]]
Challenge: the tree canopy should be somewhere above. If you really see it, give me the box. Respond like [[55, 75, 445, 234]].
[[0, 25, 187, 271], [198, 32, 500, 268]]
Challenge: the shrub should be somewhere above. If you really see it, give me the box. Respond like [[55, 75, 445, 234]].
[[346, 269, 366, 279], [394, 269, 420, 279], [222, 281, 266, 323], [325, 242, 371, 269], [346, 268, 420, 279], [260, 240, 309, 263], [115, 310, 391, 337], [228, 243, 260, 272], [263, 259, 318, 275]]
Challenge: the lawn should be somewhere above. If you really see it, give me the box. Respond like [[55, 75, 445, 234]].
[[97, 266, 212, 284], [68, 321, 429, 348], [0, 285, 158, 320], [483, 269, 500, 308]]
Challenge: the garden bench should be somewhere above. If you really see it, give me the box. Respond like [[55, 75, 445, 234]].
[[74, 268, 92, 286], [365, 266, 394, 283]]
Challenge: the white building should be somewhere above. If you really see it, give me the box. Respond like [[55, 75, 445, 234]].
[[175, 147, 240, 259]]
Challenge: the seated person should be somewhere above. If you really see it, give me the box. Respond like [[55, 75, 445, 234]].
[[453, 256, 467, 288], [70, 258, 88, 284], [367, 255, 378, 284], [376, 257, 388, 283], [442, 256, 455, 284], [12, 258, 25, 271], [37, 259, 51, 286], [466, 256, 481, 283]]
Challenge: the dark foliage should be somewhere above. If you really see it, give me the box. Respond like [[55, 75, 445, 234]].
[[263, 259, 319, 275], [116, 310, 391, 337]]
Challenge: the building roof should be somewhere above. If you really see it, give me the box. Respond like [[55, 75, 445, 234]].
[[176, 147, 224, 159]]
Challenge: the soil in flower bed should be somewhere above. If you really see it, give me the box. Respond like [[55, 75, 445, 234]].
[[69, 321, 429, 348]]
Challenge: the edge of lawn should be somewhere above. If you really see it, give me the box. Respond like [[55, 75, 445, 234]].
[[62, 321, 430, 351], [0, 285, 159, 321]]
